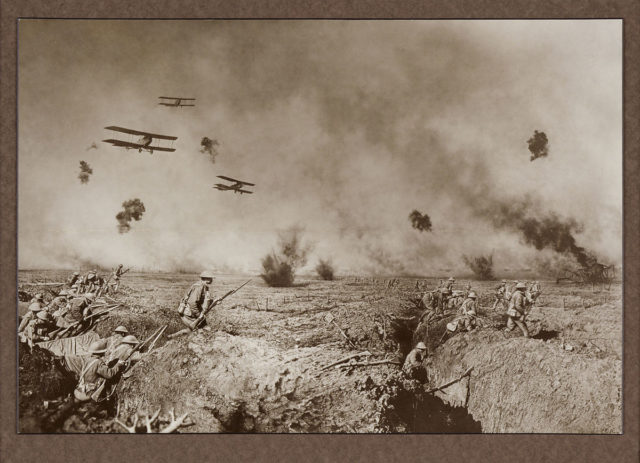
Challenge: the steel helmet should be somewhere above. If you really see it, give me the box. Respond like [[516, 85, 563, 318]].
[[121, 335, 139, 345], [501, 279, 507, 283], [73, 272, 79, 276], [35, 293, 44, 300], [88, 339, 108, 355], [448, 277, 455, 281], [468, 291, 477, 299], [416, 342, 427, 350], [516, 282, 527, 290], [29, 303, 43, 312], [85, 292, 96, 301], [36, 311, 52, 322], [200, 271, 214, 280], [87, 273, 95, 280], [114, 326, 128, 334]]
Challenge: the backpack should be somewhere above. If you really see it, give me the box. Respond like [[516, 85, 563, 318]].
[[178, 282, 205, 316]]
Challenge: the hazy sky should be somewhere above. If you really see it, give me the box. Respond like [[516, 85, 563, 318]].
[[18, 20, 622, 274]]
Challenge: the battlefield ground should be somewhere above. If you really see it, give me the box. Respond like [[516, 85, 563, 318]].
[[18, 269, 622, 433]]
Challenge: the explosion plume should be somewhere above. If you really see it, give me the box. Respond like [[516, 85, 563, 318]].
[[462, 253, 494, 280], [526, 130, 549, 161], [409, 210, 432, 232], [261, 226, 313, 287], [77, 161, 93, 184], [200, 137, 219, 163], [315, 259, 335, 281], [116, 198, 146, 234]]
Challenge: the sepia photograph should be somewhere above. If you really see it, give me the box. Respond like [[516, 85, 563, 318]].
[[17, 19, 622, 434]]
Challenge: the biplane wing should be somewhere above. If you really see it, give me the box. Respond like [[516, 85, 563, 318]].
[[159, 102, 196, 106], [216, 175, 255, 186], [102, 139, 176, 152], [238, 189, 253, 194], [104, 126, 177, 141], [158, 97, 196, 100]]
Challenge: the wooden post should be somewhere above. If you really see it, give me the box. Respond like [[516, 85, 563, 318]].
[[562, 297, 565, 309]]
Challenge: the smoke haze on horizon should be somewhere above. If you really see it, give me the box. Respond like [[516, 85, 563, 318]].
[[18, 20, 622, 275]]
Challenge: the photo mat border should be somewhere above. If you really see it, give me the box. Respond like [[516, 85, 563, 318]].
[[1, 2, 638, 461]]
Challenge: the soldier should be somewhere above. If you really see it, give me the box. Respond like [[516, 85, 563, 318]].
[[402, 342, 428, 379], [21, 311, 55, 344], [67, 271, 80, 287], [530, 280, 541, 300], [73, 340, 127, 402], [107, 335, 140, 364], [459, 291, 478, 332], [109, 264, 125, 293], [464, 282, 472, 297], [492, 280, 508, 310], [444, 277, 456, 292], [60, 292, 95, 327], [505, 282, 529, 338], [18, 294, 45, 332], [168, 271, 215, 339], [46, 289, 71, 315], [106, 326, 129, 351]]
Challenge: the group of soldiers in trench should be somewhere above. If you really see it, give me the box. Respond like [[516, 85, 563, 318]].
[[18, 265, 138, 403], [402, 277, 541, 379]]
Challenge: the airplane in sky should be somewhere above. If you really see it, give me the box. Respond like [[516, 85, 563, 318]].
[[158, 96, 196, 107], [213, 176, 255, 195], [102, 126, 177, 154]]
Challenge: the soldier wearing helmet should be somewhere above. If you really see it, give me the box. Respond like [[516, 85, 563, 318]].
[[106, 325, 129, 350], [444, 277, 456, 292], [109, 264, 126, 293], [18, 295, 45, 332], [74, 340, 127, 402], [107, 335, 141, 364], [47, 289, 71, 315], [402, 342, 428, 380], [492, 279, 508, 311], [21, 311, 55, 344], [168, 271, 215, 339], [67, 271, 80, 287], [63, 292, 95, 325], [459, 291, 478, 332], [505, 282, 529, 337]]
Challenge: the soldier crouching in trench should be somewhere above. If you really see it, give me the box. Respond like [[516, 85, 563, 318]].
[[402, 342, 428, 381], [168, 271, 214, 339]]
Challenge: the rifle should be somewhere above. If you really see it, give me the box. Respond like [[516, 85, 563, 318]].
[[50, 305, 118, 339], [195, 280, 251, 328], [96, 274, 113, 298]]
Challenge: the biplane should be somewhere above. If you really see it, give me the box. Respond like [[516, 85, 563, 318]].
[[158, 96, 196, 107], [102, 126, 177, 154], [213, 176, 255, 194]]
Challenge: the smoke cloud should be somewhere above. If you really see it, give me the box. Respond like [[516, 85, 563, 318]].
[[409, 210, 432, 232], [78, 160, 93, 184], [527, 130, 549, 161], [200, 136, 219, 163], [116, 198, 146, 234], [17, 21, 622, 274], [463, 253, 495, 280], [261, 226, 313, 286]]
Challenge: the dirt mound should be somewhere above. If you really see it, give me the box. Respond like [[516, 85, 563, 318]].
[[18, 343, 76, 432], [426, 328, 622, 433], [118, 330, 401, 432]]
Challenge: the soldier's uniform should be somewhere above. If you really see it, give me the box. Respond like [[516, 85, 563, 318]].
[[492, 281, 508, 310], [402, 343, 427, 379], [47, 291, 70, 314], [67, 272, 80, 287], [506, 284, 529, 337], [18, 296, 45, 332], [107, 335, 140, 364], [178, 277, 212, 330], [106, 326, 129, 351], [74, 340, 125, 402], [110, 265, 125, 293], [21, 312, 54, 344], [459, 293, 478, 332]]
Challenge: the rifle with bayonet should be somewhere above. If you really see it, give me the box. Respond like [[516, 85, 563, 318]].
[[194, 280, 251, 329]]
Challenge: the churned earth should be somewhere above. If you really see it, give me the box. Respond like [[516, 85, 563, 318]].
[[18, 270, 622, 433]]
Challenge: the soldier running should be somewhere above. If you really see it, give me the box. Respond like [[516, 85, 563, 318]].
[[505, 282, 530, 338], [492, 280, 508, 310], [109, 264, 125, 293]]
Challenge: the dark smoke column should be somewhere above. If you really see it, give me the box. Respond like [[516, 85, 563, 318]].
[[78, 160, 93, 184], [116, 198, 146, 233], [527, 130, 549, 162], [409, 210, 432, 232]]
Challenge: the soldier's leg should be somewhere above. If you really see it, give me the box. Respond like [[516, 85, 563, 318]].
[[505, 316, 515, 331], [513, 319, 529, 338]]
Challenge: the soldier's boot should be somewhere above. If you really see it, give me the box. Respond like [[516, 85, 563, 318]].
[[505, 317, 515, 332]]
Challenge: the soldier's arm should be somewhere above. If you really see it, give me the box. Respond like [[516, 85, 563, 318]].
[[96, 361, 123, 380]]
